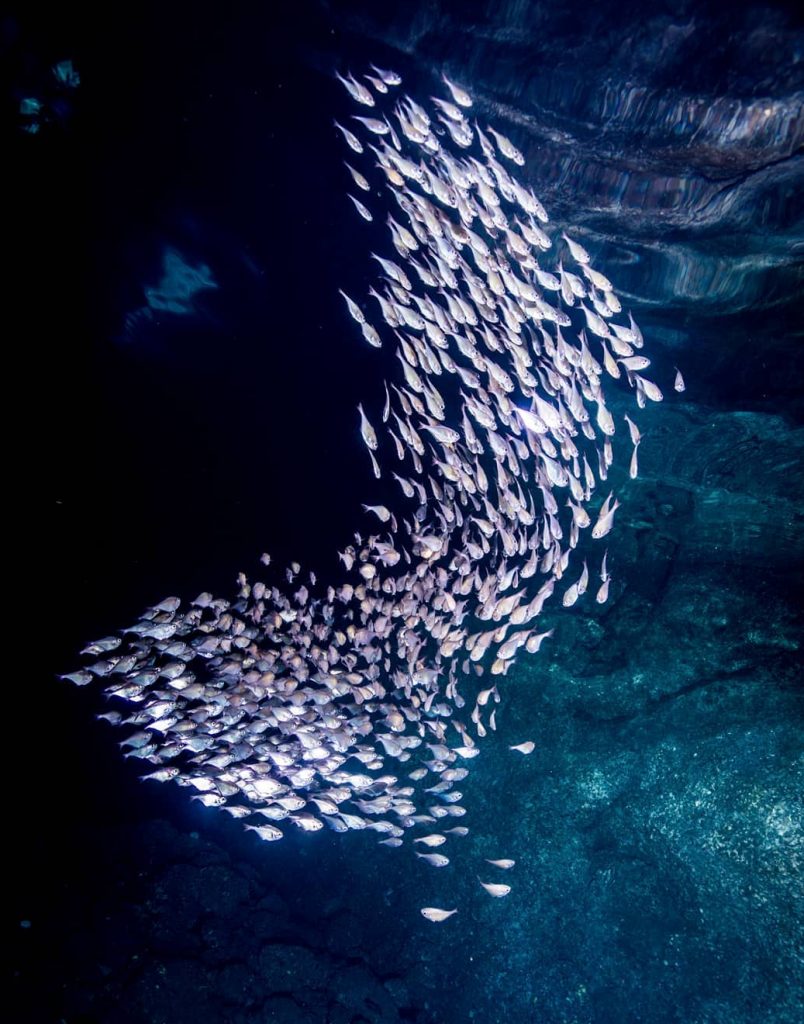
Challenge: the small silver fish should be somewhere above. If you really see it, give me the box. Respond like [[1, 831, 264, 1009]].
[[339, 289, 365, 324], [414, 833, 447, 847], [358, 404, 378, 450], [479, 881, 511, 897], [348, 193, 373, 222], [244, 823, 283, 842], [441, 74, 472, 108], [344, 162, 371, 192], [421, 907, 457, 922], [370, 65, 402, 87], [333, 120, 363, 153], [335, 70, 375, 107], [415, 852, 450, 867]]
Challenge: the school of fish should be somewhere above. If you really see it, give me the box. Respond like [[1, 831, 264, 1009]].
[[63, 65, 683, 919]]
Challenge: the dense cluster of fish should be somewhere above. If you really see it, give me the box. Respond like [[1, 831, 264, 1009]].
[[63, 64, 681, 919]]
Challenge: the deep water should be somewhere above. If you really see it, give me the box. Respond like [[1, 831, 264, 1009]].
[[6, 1, 803, 1022]]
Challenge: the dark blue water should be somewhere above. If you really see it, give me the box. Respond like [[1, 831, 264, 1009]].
[[7, 2, 803, 1022]]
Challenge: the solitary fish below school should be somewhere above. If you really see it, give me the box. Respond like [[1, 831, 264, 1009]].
[[421, 907, 458, 922]]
